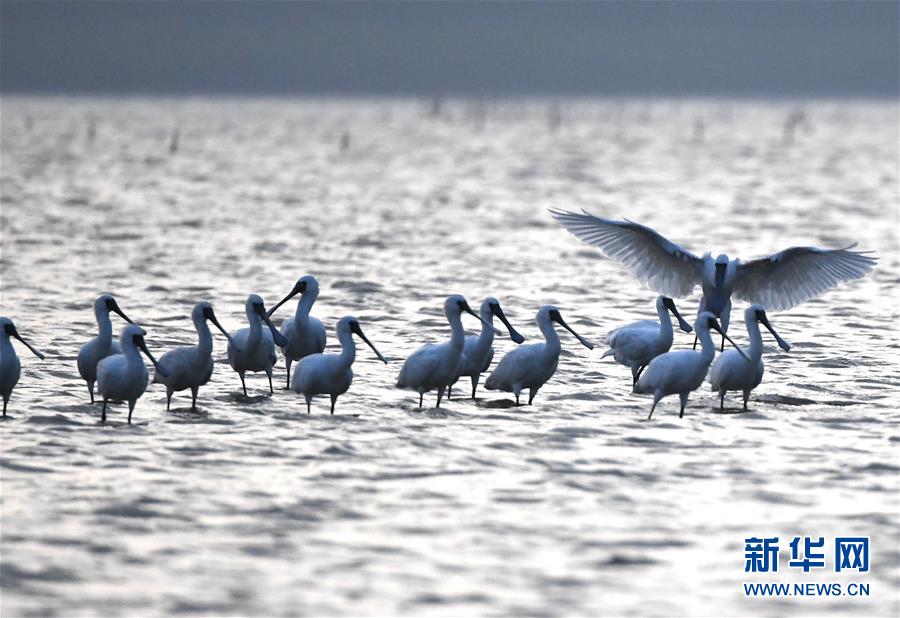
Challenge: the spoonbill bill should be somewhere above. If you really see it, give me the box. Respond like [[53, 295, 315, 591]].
[[550, 209, 876, 346], [635, 312, 748, 420], [447, 297, 525, 399], [0, 317, 45, 416], [96, 325, 167, 423], [291, 316, 387, 414], [154, 302, 238, 410], [77, 294, 135, 401], [227, 294, 288, 396], [602, 296, 693, 386], [396, 295, 496, 408], [267, 275, 327, 388], [708, 305, 791, 410], [485, 305, 594, 406]]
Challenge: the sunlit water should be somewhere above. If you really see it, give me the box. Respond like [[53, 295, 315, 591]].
[[1, 97, 898, 617]]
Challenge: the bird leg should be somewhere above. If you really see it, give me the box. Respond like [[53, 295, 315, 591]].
[[720, 333, 725, 352], [743, 390, 750, 411], [447, 383, 453, 400], [87, 381, 95, 403], [719, 391, 725, 411], [2, 395, 8, 417], [306, 396, 311, 414], [285, 360, 292, 389], [239, 372, 247, 397], [692, 334, 698, 350], [634, 364, 647, 383], [647, 398, 659, 420], [330, 394, 337, 415], [679, 392, 689, 418], [166, 389, 173, 411], [418, 392, 424, 408], [101, 398, 108, 423], [128, 400, 135, 424], [191, 386, 198, 411], [267, 371, 274, 395], [470, 375, 479, 399], [528, 388, 538, 405], [436, 386, 446, 408]]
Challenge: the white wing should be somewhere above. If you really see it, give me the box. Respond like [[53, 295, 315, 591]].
[[733, 244, 877, 311], [550, 209, 703, 297]]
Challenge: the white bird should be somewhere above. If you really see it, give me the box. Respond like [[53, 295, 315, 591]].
[[97, 324, 167, 424], [267, 275, 327, 388], [635, 311, 748, 420], [709, 304, 791, 410], [396, 295, 496, 408], [154, 302, 239, 410], [291, 316, 387, 414], [447, 297, 525, 400], [485, 305, 594, 406], [0, 317, 45, 417], [602, 296, 693, 386], [550, 209, 876, 347], [77, 294, 135, 401], [227, 294, 288, 396]]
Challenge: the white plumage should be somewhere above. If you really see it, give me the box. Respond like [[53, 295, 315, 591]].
[[291, 316, 387, 414], [396, 295, 494, 408], [485, 305, 594, 406], [550, 209, 876, 337], [0, 317, 45, 417], [77, 294, 135, 402], [635, 312, 748, 420], [602, 296, 693, 386], [267, 275, 327, 389], [447, 296, 525, 400], [708, 304, 791, 410], [97, 324, 166, 424], [154, 302, 238, 410], [227, 294, 288, 396]]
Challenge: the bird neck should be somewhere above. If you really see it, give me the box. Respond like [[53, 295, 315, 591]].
[[696, 325, 716, 362], [0, 334, 14, 358], [538, 316, 562, 353], [448, 312, 466, 350], [195, 316, 213, 356], [246, 308, 263, 350], [294, 291, 318, 322], [656, 305, 674, 349], [121, 337, 142, 362], [746, 319, 763, 360], [96, 307, 113, 343], [338, 327, 356, 366], [476, 308, 495, 348]]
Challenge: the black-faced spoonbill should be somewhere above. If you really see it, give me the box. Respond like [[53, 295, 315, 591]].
[[635, 312, 749, 420], [396, 295, 497, 408], [602, 296, 693, 386], [267, 275, 327, 388], [77, 294, 135, 402], [550, 209, 876, 347], [154, 302, 239, 410], [0, 317, 45, 416], [291, 316, 387, 414], [485, 305, 594, 406], [708, 305, 791, 411], [227, 294, 289, 396], [96, 325, 167, 423], [447, 297, 525, 400]]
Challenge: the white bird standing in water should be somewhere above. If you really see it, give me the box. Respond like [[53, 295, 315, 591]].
[[603, 296, 693, 386], [447, 297, 525, 400], [396, 295, 496, 408], [154, 302, 238, 410], [0, 317, 45, 417], [550, 209, 876, 348], [635, 312, 748, 420], [267, 275, 327, 388], [709, 305, 791, 410], [77, 294, 135, 401], [291, 316, 387, 414], [97, 324, 167, 424], [485, 305, 594, 406], [227, 294, 288, 396]]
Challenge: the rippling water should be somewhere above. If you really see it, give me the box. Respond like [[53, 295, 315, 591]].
[[1, 97, 898, 617]]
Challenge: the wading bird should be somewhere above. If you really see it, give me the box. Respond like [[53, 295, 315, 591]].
[[77, 294, 135, 401], [635, 312, 748, 420], [447, 297, 525, 400], [550, 209, 876, 348], [602, 296, 693, 386], [291, 316, 387, 414], [0, 317, 45, 416], [396, 295, 495, 408], [228, 295, 288, 396], [267, 275, 327, 388], [97, 325, 166, 423], [709, 305, 791, 410], [154, 302, 238, 410], [485, 305, 594, 406]]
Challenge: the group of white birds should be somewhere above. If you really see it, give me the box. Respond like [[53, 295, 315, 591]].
[[0, 210, 876, 422]]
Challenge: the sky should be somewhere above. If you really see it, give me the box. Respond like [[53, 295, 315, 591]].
[[1, 1, 898, 97]]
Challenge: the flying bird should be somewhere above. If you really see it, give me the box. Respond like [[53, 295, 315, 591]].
[[549, 209, 876, 344]]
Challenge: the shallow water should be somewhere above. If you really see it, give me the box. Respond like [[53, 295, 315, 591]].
[[1, 97, 898, 617]]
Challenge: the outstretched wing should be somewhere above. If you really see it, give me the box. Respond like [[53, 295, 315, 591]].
[[549, 209, 703, 298], [733, 244, 877, 311]]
